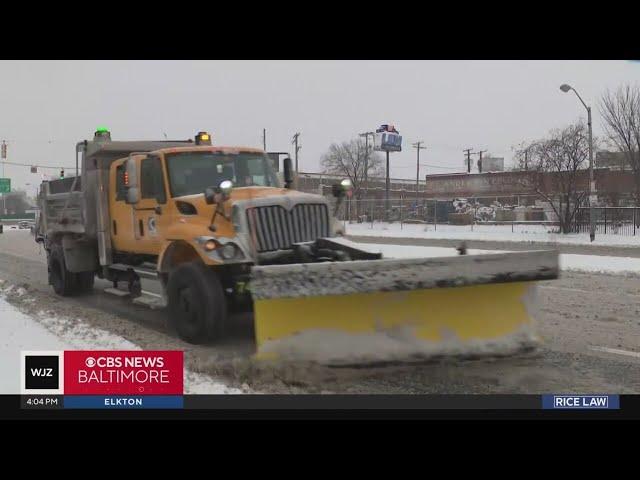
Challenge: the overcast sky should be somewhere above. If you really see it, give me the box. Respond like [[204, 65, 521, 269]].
[[0, 60, 638, 192]]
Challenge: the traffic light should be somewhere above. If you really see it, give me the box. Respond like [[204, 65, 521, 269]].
[[60, 169, 65, 179], [1, 141, 6, 159]]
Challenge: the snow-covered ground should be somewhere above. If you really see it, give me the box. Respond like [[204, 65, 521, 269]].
[[354, 241, 640, 276], [347, 222, 640, 247], [559, 254, 640, 275], [0, 296, 68, 394], [0, 282, 243, 394]]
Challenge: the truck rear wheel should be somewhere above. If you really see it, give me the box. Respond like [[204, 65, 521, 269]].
[[48, 244, 95, 296], [75, 271, 95, 294], [48, 244, 77, 296], [167, 262, 227, 344]]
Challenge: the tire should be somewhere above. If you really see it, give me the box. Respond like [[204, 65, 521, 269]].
[[75, 271, 95, 294], [48, 244, 77, 296], [48, 244, 95, 296], [166, 262, 227, 344]]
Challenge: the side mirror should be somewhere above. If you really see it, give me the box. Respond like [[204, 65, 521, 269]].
[[283, 157, 293, 189], [124, 157, 140, 204], [204, 180, 233, 205], [332, 178, 353, 198], [219, 180, 233, 196]]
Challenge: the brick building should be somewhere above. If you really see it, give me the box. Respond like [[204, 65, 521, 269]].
[[295, 168, 638, 207]]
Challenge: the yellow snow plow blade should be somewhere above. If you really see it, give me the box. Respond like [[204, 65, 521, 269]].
[[250, 250, 559, 365]]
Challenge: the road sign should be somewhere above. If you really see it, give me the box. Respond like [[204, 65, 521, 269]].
[[0, 178, 10, 193]]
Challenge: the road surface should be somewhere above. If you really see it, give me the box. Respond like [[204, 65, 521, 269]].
[[1, 229, 639, 393]]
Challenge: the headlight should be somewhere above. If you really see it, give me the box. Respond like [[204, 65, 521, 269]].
[[220, 243, 238, 259], [203, 239, 217, 252]]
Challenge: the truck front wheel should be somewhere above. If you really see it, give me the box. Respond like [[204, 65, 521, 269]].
[[167, 262, 227, 344]]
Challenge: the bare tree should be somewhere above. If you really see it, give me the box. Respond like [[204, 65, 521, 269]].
[[599, 84, 640, 204], [513, 122, 593, 233], [320, 138, 384, 200]]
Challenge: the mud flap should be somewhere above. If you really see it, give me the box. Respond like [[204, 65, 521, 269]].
[[250, 250, 559, 365]]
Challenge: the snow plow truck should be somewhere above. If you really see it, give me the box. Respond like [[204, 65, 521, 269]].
[[36, 128, 559, 365]]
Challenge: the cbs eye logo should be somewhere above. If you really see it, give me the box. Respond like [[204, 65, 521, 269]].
[[85, 357, 96, 368]]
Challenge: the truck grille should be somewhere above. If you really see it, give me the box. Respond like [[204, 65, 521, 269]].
[[246, 204, 330, 252]]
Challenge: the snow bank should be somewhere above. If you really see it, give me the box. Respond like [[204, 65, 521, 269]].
[[0, 297, 68, 394], [351, 242, 640, 277], [560, 254, 640, 275]]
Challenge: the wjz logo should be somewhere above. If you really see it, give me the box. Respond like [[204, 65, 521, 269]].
[[25, 355, 59, 390]]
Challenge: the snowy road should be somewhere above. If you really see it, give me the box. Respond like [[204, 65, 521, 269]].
[[1, 230, 639, 394]]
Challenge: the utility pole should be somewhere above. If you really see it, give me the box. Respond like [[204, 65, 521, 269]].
[[412, 141, 426, 203], [1, 140, 6, 217], [463, 148, 473, 173], [359, 131, 375, 195], [476, 149, 487, 173], [262, 128, 267, 151], [291, 132, 301, 173]]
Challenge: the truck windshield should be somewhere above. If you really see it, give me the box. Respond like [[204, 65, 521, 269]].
[[166, 152, 280, 197]]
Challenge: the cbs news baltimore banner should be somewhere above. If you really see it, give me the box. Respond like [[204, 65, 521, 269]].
[[21, 351, 184, 409], [18, 349, 624, 413]]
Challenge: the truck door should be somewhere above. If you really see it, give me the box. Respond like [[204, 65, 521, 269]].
[[133, 155, 167, 255], [110, 160, 135, 252]]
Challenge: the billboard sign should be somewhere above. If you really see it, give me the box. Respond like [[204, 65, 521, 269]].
[[374, 124, 402, 152]]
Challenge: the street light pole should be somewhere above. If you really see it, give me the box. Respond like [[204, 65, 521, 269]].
[[560, 84, 596, 242], [385, 151, 390, 221], [587, 105, 595, 242]]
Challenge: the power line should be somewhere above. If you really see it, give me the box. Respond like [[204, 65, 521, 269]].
[[394, 164, 459, 170]]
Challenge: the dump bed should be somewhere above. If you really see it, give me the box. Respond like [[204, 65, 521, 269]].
[[38, 176, 85, 235]]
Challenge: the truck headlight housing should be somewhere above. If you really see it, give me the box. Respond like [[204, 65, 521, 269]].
[[203, 239, 217, 252], [220, 243, 238, 259]]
